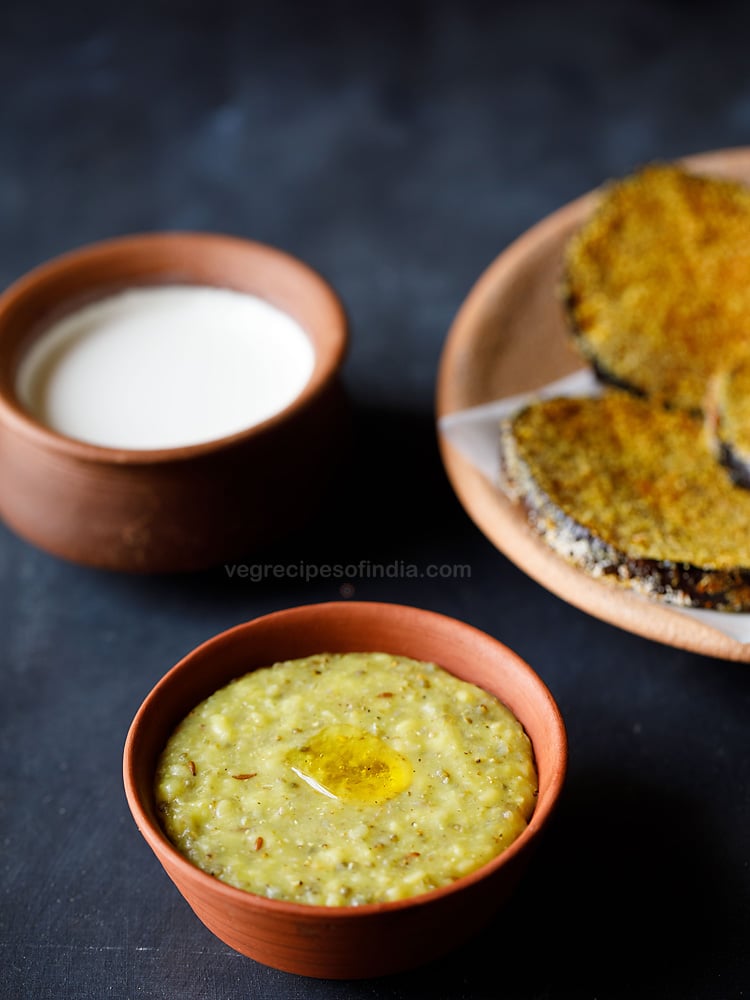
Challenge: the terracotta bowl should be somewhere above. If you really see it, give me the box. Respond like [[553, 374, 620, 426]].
[[123, 601, 567, 979], [0, 232, 348, 572]]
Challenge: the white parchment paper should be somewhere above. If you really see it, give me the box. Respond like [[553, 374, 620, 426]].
[[438, 369, 750, 645]]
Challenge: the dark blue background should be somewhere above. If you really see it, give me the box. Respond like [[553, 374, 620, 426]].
[[1, 2, 748, 996]]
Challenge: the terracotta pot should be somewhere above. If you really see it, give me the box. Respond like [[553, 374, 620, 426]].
[[123, 601, 567, 978], [0, 232, 348, 571]]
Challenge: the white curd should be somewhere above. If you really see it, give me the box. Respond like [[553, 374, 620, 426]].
[[17, 285, 315, 449]]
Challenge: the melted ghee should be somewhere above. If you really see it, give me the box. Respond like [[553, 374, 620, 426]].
[[286, 724, 413, 804]]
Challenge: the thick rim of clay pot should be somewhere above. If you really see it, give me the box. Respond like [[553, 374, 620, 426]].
[[0, 231, 348, 465]]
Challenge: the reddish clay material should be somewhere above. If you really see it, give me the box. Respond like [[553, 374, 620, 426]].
[[123, 601, 568, 978], [437, 146, 750, 663], [0, 233, 348, 572]]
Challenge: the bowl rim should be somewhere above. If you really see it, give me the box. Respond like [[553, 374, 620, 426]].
[[123, 600, 568, 919], [0, 231, 348, 466]]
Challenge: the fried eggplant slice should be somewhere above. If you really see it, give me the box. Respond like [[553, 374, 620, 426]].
[[499, 392, 750, 611], [564, 164, 750, 413]]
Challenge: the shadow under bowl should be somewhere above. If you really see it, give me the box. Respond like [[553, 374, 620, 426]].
[[0, 232, 348, 572], [123, 601, 567, 979]]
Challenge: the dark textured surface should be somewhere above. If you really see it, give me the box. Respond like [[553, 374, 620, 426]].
[[1, 2, 749, 997]]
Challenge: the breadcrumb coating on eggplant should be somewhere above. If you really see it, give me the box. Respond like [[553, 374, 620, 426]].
[[499, 393, 750, 610], [564, 164, 750, 412]]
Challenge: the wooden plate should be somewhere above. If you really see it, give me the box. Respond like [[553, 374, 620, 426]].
[[436, 147, 750, 662]]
